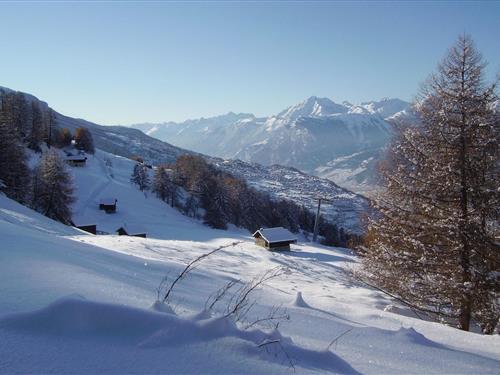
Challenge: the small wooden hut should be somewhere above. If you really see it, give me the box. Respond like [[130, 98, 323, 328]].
[[252, 227, 297, 251], [65, 155, 87, 167], [99, 198, 117, 213], [116, 224, 147, 238]]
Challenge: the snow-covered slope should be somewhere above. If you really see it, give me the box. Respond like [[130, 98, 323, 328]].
[[0, 86, 371, 232], [211, 158, 369, 231], [131, 97, 410, 194], [69, 149, 215, 239], [53, 104, 369, 232], [1, 159, 499, 374], [56, 113, 190, 165]]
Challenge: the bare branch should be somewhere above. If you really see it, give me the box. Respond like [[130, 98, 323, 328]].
[[161, 241, 243, 304]]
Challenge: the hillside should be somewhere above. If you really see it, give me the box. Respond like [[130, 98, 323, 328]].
[[1, 154, 499, 374], [211, 158, 368, 231], [131, 97, 411, 194], [0, 87, 369, 233]]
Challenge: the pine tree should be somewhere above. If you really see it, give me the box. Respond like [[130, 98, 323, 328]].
[[45, 109, 56, 148], [183, 195, 199, 218], [153, 166, 169, 201], [152, 166, 178, 206], [131, 163, 150, 191], [201, 177, 229, 229], [359, 35, 499, 333], [28, 101, 44, 151], [0, 120, 31, 204], [33, 151, 75, 224]]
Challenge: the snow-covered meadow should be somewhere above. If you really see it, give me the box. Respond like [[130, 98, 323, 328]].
[[1, 151, 498, 374]]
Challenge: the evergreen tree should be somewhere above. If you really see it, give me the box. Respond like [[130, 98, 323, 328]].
[[45, 108, 56, 148], [0, 120, 31, 204], [28, 101, 44, 151], [131, 163, 150, 191], [359, 36, 499, 333], [153, 166, 169, 201], [33, 151, 75, 224], [200, 177, 229, 229], [152, 166, 178, 206], [183, 195, 199, 218]]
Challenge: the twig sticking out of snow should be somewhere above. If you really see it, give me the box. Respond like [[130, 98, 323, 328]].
[[159, 241, 243, 305], [327, 328, 353, 351], [224, 266, 288, 320], [205, 279, 240, 312], [258, 338, 296, 372], [246, 304, 290, 330]]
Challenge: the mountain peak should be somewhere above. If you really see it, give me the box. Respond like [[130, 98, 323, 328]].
[[355, 98, 410, 119], [278, 96, 348, 120]]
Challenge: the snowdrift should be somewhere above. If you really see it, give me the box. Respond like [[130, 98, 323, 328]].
[[1, 295, 359, 374]]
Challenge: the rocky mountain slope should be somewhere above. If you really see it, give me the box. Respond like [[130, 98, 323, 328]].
[[131, 97, 411, 194], [1, 87, 370, 232]]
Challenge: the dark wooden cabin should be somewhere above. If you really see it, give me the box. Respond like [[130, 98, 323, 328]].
[[116, 224, 147, 238], [76, 224, 97, 235], [65, 155, 87, 167], [99, 198, 117, 213], [252, 227, 297, 251]]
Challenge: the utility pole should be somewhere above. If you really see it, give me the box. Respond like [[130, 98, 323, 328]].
[[313, 197, 333, 243], [313, 198, 322, 242]]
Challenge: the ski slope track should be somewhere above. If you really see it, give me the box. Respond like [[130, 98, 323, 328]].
[[1, 149, 499, 374]]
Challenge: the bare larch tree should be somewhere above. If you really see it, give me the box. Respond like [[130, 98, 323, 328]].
[[359, 35, 499, 333]]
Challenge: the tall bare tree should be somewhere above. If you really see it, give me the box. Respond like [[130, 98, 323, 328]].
[[33, 150, 75, 224], [359, 35, 499, 333], [74, 127, 95, 154]]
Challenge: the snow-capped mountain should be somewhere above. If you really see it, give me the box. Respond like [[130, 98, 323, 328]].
[[131, 97, 411, 194], [0, 87, 369, 232]]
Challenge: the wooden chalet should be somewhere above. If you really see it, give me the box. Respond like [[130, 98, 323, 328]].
[[252, 227, 297, 251], [116, 224, 147, 238], [99, 198, 117, 213], [75, 224, 97, 235], [65, 155, 87, 167]]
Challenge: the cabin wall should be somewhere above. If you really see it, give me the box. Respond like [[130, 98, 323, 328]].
[[101, 204, 116, 213], [67, 161, 86, 167], [269, 240, 294, 248], [255, 237, 268, 248], [268, 244, 291, 251]]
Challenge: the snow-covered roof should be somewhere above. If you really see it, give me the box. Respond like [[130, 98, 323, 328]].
[[252, 227, 297, 243], [99, 198, 117, 205], [73, 222, 96, 227], [66, 155, 87, 161], [117, 223, 146, 235]]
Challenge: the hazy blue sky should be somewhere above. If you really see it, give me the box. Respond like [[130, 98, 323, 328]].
[[1, 1, 498, 124]]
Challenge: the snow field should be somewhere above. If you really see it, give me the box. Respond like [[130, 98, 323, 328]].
[[0, 149, 499, 374]]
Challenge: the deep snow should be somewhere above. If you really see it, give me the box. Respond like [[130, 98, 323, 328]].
[[1, 149, 499, 374]]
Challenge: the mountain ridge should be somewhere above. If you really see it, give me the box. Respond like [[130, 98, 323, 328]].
[[130, 96, 411, 194], [0, 86, 370, 232]]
